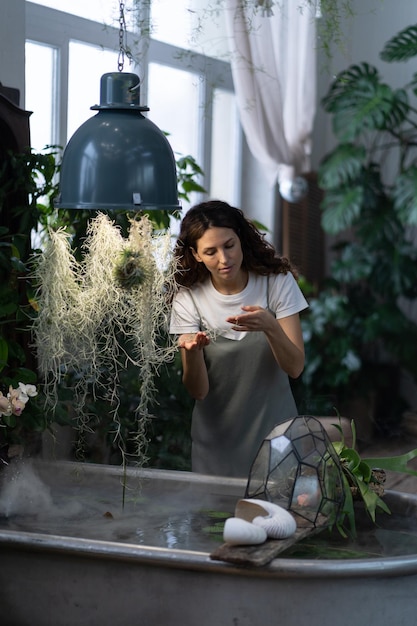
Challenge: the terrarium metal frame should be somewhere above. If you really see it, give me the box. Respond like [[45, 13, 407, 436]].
[[245, 415, 345, 527]]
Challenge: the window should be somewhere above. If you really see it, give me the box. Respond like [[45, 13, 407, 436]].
[[150, 0, 192, 49], [150, 0, 230, 60], [25, 41, 57, 151], [147, 63, 200, 160], [25, 0, 241, 208], [210, 88, 240, 205], [67, 41, 118, 138]]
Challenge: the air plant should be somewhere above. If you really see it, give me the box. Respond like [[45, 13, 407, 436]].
[[32, 213, 177, 478], [114, 248, 148, 289]]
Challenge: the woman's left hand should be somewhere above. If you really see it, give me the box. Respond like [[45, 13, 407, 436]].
[[226, 305, 275, 332], [227, 306, 305, 378]]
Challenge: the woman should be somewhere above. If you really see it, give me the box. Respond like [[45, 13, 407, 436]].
[[170, 200, 308, 477]]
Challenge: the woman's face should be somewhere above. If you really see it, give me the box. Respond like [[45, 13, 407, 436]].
[[191, 226, 245, 291]]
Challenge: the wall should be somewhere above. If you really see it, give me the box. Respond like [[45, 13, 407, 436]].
[[0, 0, 26, 104]]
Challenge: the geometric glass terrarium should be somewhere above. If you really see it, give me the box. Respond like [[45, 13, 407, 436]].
[[245, 416, 345, 527]]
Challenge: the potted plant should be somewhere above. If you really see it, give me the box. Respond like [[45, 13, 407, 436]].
[[297, 24, 417, 438]]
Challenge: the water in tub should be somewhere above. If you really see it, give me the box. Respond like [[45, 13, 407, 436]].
[[1, 459, 417, 559]]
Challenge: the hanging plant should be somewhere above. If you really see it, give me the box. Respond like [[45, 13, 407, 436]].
[[128, 0, 357, 66], [32, 213, 177, 471]]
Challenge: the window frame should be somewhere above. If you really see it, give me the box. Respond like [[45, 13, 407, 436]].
[[25, 1, 240, 204]]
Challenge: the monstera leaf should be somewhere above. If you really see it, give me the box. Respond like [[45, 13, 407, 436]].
[[319, 143, 366, 190], [393, 166, 417, 225], [380, 24, 417, 62], [320, 186, 364, 234], [322, 63, 409, 141]]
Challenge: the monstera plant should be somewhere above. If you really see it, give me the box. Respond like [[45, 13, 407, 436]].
[[299, 24, 417, 434]]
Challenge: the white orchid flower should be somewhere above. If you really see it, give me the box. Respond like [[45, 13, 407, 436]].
[[17, 383, 38, 403]]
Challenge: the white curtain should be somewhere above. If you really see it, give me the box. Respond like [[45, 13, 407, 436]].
[[224, 0, 317, 188]]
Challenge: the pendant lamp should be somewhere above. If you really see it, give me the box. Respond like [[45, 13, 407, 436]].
[[55, 2, 180, 212]]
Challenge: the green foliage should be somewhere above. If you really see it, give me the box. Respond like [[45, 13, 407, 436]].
[[319, 144, 366, 190], [323, 62, 409, 140], [393, 165, 417, 225], [332, 418, 417, 537], [300, 291, 361, 394], [0, 147, 59, 454], [300, 25, 417, 431], [320, 184, 363, 232], [176, 154, 206, 201], [332, 419, 389, 537], [380, 24, 417, 62]]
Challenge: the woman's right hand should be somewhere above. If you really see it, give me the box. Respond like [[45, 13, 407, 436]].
[[178, 332, 210, 399], [178, 331, 210, 351]]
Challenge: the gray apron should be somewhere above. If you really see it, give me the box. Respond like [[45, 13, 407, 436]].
[[191, 329, 298, 478]]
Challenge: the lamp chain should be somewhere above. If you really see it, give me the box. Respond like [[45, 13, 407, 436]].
[[118, 0, 132, 72]]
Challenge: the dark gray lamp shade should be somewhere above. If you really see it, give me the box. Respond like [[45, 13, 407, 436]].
[[55, 72, 181, 212]]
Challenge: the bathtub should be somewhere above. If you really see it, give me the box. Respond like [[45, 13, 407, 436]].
[[0, 460, 416, 626]]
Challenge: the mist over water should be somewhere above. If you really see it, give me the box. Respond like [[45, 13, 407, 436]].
[[1, 460, 417, 559], [0, 460, 234, 551], [0, 461, 82, 518]]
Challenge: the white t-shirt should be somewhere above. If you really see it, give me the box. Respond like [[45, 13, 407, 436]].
[[170, 272, 308, 341]]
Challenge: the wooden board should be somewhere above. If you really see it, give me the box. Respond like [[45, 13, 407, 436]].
[[210, 515, 328, 567]]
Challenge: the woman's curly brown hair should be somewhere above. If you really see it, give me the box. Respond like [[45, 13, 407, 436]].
[[173, 200, 298, 288]]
